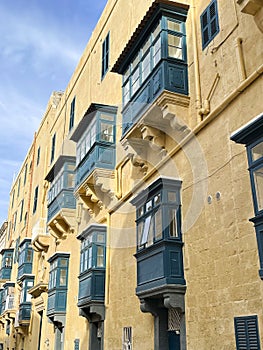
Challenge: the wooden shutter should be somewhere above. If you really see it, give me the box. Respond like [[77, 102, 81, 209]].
[[234, 315, 261, 350]]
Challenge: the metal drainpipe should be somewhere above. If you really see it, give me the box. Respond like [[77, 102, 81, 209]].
[[190, 0, 202, 121]]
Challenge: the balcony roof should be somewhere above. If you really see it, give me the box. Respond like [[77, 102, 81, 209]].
[[230, 113, 263, 145], [112, 0, 189, 74], [45, 155, 76, 182], [70, 103, 118, 143]]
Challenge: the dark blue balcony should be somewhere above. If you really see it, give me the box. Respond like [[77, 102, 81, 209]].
[[135, 240, 185, 294], [47, 288, 67, 316], [75, 144, 115, 188], [0, 249, 13, 281], [47, 189, 76, 222], [18, 302, 32, 322], [17, 239, 33, 281], [71, 104, 117, 190], [78, 269, 105, 307], [122, 60, 188, 135]]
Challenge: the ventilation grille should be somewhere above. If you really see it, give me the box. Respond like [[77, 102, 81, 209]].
[[123, 327, 132, 350], [168, 308, 181, 332]]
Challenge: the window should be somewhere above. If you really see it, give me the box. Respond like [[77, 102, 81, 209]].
[[33, 186, 39, 213], [48, 255, 69, 290], [13, 212, 17, 232], [201, 0, 220, 49], [11, 190, 15, 208], [50, 133, 56, 164], [24, 163, 28, 185], [79, 229, 106, 274], [231, 114, 263, 278], [17, 178, 21, 198], [102, 32, 110, 78], [123, 327, 132, 350], [20, 199, 24, 222], [234, 315, 261, 350], [134, 181, 181, 250], [20, 278, 34, 304], [121, 17, 186, 108], [69, 97, 76, 131], [37, 146, 41, 166]]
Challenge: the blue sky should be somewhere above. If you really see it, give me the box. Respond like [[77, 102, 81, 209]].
[[0, 0, 108, 224]]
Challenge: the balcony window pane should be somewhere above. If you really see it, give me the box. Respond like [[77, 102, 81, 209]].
[[142, 37, 151, 55], [97, 233, 105, 243], [155, 207, 162, 240], [152, 21, 161, 39], [123, 81, 130, 105], [59, 269, 67, 286], [100, 113, 114, 122], [97, 246, 104, 267], [169, 208, 178, 237], [90, 124, 96, 146], [137, 221, 143, 247], [148, 215, 154, 246], [131, 67, 140, 95], [168, 34, 183, 59], [26, 249, 32, 263], [254, 167, 263, 211], [252, 141, 263, 162], [100, 122, 114, 143], [67, 174, 75, 188], [124, 67, 130, 82], [132, 53, 140, 69], [146, 200, 152, 212], [88, 247, 92, 269], [140, 215, 151, 246], [153, 37, 161, 67], [60, 259, 68, 267], [167, 20, 181, 32], [142, 52, 151, 81]]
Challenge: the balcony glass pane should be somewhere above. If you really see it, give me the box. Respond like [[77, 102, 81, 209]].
[[123, 81, 130, 105], [142, 52, 151, 81], [132, 53, 140, 69], [167, 20, 181, 32], [140, 215, 151, 246], [59, 269, 67, 286], [131, 67, 140, 95], [252, 141, 263, 162], [142, 37, 151, 55], [254, 167, 263, 211], [168, 34, 183, 59], [152, 21, 161, 39], [67, 173, 75, 188], [97, 246, 104, 267], [88, 247, 92, 269], [60, 259, 68, 267], [153, 37, 161, 67], [169, 208, 178, 237], [155, 207, 162, 240], [100, 123, 114, 143]]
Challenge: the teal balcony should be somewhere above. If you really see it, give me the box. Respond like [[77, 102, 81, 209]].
[[0, 249, 13, 281], [17, 239, 33, 281], [71, 104, 117, 189]]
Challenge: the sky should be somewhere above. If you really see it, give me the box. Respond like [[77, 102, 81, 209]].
[[0, 0, 108, 224]]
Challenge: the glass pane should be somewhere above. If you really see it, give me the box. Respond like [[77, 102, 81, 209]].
[[142, 52, 151, 81], [90, 124, 96, 146], [26, 250, 32, 263], [252, 142, 263, 162], [154, 194, 161, 206], [100, 122, 114, 142], [142, 37, 151, 55], [97, 233, 105, 243], [123, 81, 130, 105], [168, 46, 182, 59], [168, 35, 182, 48], [85, 132, 91, 152], [147, 215, 154, 246], [59, 269, 67, 286], [124, 67, 130, 82], [88, 247, 92, 269], [152, 21, 161, 39], [155, 208, 162, 240], [67, 173, 75, 188], [100, 113, 114, 121], [60, 259, 68, 267], [97, 246, 104, 267], [167, 20, 181, 32], [254, 167, 263, 211], [153, 37, 161, 67], [26, 291, 32, 302], [140, 215, 152, 246], [137, 221, 143, 247], [169, 208, 178, 237], [146, 200, 152, 212], [132, 53, 140, 68], [131, 67, 140, 95], [80, 141, 85, 160], [138, 206, 144, 217]]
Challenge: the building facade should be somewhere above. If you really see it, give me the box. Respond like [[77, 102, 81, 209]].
[[0, 0, 262, 349]]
